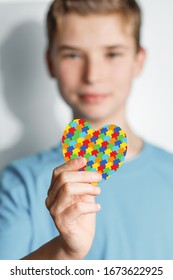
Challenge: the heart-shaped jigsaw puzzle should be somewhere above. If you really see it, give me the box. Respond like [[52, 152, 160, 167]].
[[62, 119, 127, 183]]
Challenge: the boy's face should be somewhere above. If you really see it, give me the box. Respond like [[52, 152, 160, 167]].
[[48, 13, 145, 123]]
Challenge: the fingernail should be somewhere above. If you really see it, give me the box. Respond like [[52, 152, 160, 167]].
[[95, 187, 101, 194], [80, 157, 87, 165], [96, 204, 101, 211], [96, 173, 102, 181]]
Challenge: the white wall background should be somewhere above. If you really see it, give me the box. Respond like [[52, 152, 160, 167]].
[[0, 0, 173, 169]]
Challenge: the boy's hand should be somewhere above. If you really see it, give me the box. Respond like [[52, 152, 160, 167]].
[[45, 157, 102, 259]]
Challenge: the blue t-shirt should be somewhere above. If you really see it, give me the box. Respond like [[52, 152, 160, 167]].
[[0, 142, 173, 260]]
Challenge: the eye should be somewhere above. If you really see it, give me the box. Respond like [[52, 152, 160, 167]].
[[64, 53, 81, 59], [106, 52, 121, 58]]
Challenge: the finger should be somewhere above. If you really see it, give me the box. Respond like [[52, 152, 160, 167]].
[[48, 169, 101, 201], [46, 168, 102, 211], [54, 183, 101, 210], [62, 201, 101, 223], [58, 170, 102, 184], [50, 157, 87, 190], [46, 182, 101, 210]]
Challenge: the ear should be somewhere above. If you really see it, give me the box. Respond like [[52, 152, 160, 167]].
[[45, 49, 56, 78], [133, 47, 146, 77]]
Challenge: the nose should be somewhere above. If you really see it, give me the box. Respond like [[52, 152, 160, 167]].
[[83, 56, 103, 85]]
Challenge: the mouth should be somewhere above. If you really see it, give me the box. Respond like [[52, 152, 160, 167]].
[[79, 93, 110, 104]]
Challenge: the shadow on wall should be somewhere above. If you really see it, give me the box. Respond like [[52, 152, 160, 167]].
[[0, 21, 60, 170]]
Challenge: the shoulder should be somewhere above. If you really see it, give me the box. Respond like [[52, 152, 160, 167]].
[[0, 144, 64, 190], [145, 141, 173, 170], [147, 142, 173, 160]]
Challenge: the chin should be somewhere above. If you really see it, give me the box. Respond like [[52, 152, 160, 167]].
[[72, 101, 117, 122], [74, 110, 111, 124]]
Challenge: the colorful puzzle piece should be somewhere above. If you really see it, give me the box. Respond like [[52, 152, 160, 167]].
[[62, 119, 128, 184]]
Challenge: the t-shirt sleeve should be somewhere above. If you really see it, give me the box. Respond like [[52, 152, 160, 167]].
[[0, 166, 32, 260]]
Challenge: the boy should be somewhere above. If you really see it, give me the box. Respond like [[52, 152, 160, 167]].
[[0, 0, 173, 260]]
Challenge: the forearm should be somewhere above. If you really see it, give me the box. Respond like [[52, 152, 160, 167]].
[[21, 235, 80, 260]]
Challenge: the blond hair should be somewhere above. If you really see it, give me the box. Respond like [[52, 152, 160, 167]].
[[46, 0, 142, 51]]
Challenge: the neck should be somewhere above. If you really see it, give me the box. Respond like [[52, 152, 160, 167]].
[[73, 110, 144, 160]]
